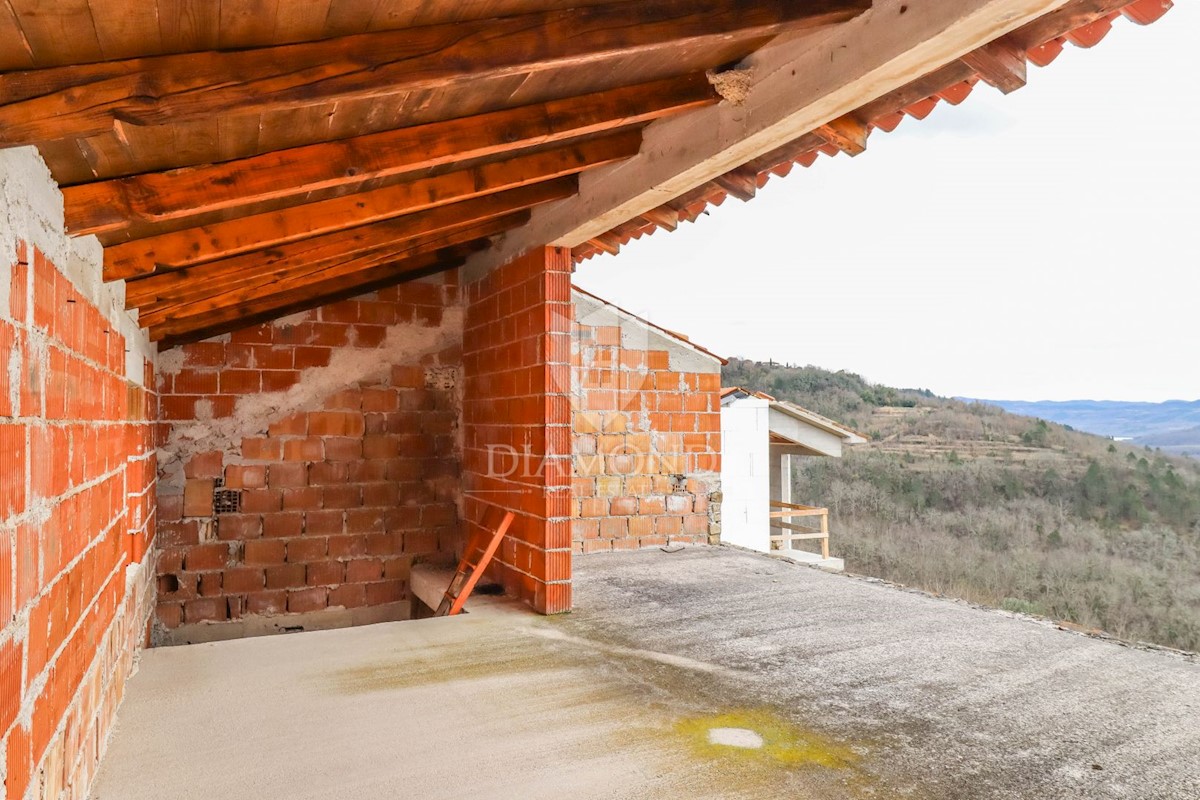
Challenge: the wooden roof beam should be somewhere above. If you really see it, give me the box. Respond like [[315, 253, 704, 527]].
[[0, 0, 870, 146], [150, 248, 479, 347], [960, 38, 1027, 93], [103, 129, 643, 281], [137, 215, 525, 331], [63, 74, 715, 238], [465, 0, 1076, 277], [124, 180, 573, 311]]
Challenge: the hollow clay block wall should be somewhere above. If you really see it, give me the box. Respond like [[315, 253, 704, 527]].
[[461, 247, 573, 614], [570, 290, 722, 553], [1, 147, 158, 800], [153, 274, 463, 644]]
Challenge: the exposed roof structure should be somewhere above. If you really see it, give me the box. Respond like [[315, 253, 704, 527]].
[[572, 0, 1173, 262], [0, 0, 1173, 348]]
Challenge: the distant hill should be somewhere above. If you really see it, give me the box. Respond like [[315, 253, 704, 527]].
[[977, 398, 1200, 457], [723, 359, 1200, 651]]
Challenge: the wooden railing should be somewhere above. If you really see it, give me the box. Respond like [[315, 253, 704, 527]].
[[769, 500, 830, 560]]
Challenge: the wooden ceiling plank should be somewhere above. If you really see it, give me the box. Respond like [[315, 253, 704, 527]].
[[139, 215, 521, 327], [0, 1, 35, 70], [123, 181, 572, 309], [155, 0, 220, 52], [34, 138, 100, 185], [9, 0, 103, 66], [960, 38, 1027, 93], [272, 0, 335, 44], [218, 0, 280, 48], [86, 0, 164, 60], [321, 0, 386, 39], [169, 116, 222, 170], [0, 0, 869, 144], [61, 73, 713, 237], [151, 250, 472, 347], [104, 129, 642, 280], [215, 111, 263, 164]]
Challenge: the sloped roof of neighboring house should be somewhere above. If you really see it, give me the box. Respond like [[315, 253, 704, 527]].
[[572, 285, 728, 365], [771, 400, 870, 444], [573, 0, 1173, 263], [722, 386, 869, 444]]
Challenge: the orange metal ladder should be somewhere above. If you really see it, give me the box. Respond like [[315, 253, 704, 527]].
[[436, 509, 514, 616]]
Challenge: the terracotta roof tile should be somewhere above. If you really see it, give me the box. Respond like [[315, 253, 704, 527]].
[[573, 0, 1174, 265]]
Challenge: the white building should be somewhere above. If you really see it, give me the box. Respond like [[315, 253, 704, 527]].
[[719, 388, 866, 569]]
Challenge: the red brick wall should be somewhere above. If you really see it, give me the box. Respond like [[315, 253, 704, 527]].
[[570, 297, 721, 554], [153, 276, 462, 641], [462, 247, 572, 614], [2, 244, 156, 800]]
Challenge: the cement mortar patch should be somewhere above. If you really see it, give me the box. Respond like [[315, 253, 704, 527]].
[[158, 308, 464, 487], [0, 146, 155, 385]]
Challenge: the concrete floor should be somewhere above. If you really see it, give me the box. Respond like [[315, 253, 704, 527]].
[[91, 547, 1200, 799]]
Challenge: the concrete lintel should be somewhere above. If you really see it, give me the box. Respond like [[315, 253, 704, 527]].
[[464, 0, 1068, 280]]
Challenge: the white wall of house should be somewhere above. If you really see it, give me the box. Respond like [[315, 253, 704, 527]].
[[719, 396, 771, 553]]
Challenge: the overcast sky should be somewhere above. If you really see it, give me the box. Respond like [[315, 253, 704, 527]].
[[575, 6, 1199, 403]]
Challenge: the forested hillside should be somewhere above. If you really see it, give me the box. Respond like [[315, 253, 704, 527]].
[[723, 359, 1200, 651]]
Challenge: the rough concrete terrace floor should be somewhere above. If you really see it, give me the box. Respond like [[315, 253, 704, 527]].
[[91, 546, 1200, 799]]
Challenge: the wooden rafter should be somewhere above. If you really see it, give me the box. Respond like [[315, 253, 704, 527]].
[[65, 74, 715, 239], [124, 179, 574, 311], [638, 206, 679, 232], [816, 115, 871, 155], [1011, 0, 1144, 49], [712, 167, 759, 202], [572, 0, 1171, 269], [103, 129, 643, 280], [960, 38, 1027, 93], [0, 0, 869, 146], [137, 213, 528, 330], [150, 246, 483, 347]]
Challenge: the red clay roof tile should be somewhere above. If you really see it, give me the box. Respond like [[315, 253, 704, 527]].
[[573, 0, 1174, 265]]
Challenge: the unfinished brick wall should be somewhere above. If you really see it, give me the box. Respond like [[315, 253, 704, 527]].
[[1, 234, 156, 800], [570, 289, 722, 554], [153, 275, 462, 643], [462, 247, 572, 614]]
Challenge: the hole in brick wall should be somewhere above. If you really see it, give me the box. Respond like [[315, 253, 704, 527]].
[[213, 477, 225, 488], [425, 366, 456, 391], [213, 489, 242, 514], [157, 574, 180, 593]]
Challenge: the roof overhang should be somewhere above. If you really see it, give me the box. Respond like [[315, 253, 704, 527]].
[[723, 390, 867, 457], [0, 0, 1173, 346]]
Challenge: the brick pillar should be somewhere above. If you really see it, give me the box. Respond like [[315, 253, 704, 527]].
[[462, 247, 572, 613]]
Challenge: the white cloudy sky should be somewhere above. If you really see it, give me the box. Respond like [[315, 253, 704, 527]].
[[575, 6, 1199, 403]]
